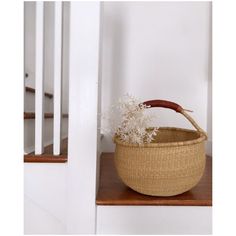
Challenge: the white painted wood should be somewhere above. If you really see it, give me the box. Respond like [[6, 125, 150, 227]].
[[96, 2, 104, 196], [96, 206, 212, 235], [24, 196, 66, 234], [67, 2, 101, 234], [61, 2, 70, 115], [53, 2, 63, 155], [35, 2, 44, 155], [24, 163, 67, 234]]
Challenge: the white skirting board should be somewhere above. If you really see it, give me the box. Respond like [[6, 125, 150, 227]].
[[96, 206, 212, 235]]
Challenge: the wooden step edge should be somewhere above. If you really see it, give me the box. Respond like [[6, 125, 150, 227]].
[[25, 86, 53, 99], [24, 112, 68, 119], [24, 154, 67, 163], [96, 199, 212, 207]]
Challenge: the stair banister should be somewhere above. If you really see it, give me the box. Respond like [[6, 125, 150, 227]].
[[35, 1, 44, 155], [53, 2, 63, 155]]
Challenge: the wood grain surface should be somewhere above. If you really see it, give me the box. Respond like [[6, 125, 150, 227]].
[[96, 153, 212, 206]]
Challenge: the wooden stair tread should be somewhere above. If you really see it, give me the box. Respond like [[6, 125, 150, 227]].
[[24, 138, 68, 163], [25, 86, 53, 99], [96, 153, 212, 206], [24, 155, 67, 163], [24, 112, 68, 119]]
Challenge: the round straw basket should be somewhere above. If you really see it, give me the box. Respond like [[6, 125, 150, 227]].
[[114, 100, 207, 196]]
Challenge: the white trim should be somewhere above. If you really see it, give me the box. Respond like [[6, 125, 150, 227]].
[[53, 2, 63, 155], [35, 2, 44, 155], [66, 2, 101, 233], [96, 206, 212, 234]]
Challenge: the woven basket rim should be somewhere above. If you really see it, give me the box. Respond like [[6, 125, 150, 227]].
[[114, 127, 207, 148]]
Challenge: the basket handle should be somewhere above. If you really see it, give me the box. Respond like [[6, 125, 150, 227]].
[[143, 100, 207, 138]]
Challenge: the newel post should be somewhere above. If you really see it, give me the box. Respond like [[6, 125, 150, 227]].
[[66, 2, 101, 234]]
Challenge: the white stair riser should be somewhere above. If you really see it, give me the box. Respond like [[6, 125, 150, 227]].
[[96, 206, 212, 235], [24, 92, 53, 113], [24, 118, 68, 154]]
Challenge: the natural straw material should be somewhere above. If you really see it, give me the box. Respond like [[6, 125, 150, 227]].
[[114, 108, 207, 196]]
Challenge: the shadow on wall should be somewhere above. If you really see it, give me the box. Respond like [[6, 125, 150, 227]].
[[101, 6, 127, 151], [109, 12, 126, 103]]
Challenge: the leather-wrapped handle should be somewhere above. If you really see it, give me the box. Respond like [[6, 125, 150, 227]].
[[143, 100, 183, 113], [142, 99, 207, 139]]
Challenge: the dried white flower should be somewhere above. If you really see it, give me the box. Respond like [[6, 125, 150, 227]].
[[102, 94, 159, 145]]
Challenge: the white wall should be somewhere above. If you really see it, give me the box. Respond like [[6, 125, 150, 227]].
[[24, 2, 53, 93], [101, 2, 212, 153], [24, 2, 35, 88]]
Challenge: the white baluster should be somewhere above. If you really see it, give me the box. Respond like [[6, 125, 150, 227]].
[[53, 2, 63, 155], [35, 2, 44, 155]]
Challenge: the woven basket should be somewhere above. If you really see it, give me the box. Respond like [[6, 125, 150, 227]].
[[114, 100, 207, 196]]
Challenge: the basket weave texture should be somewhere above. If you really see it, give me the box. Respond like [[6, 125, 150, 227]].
[[114, 102, 207, 197]]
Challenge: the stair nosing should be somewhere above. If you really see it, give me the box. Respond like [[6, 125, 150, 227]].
[[24, 154, 67, 163]]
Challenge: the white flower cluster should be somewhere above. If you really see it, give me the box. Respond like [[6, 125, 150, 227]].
[[103, 94, 159, 145]]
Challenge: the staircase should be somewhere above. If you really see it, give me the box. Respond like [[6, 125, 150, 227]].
[[24, 1, 69, 162], [24, 2, 213, 235], [24, 85, 68, 162]]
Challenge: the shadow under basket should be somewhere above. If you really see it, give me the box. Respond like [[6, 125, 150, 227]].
[[114, 100, 208, 197]]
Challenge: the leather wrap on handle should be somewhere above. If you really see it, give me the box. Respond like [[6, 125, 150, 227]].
[[143, 100, 183, 113], [143, 99, 207, 139]]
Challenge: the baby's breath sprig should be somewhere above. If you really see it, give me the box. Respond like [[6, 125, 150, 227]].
[[102, 94, 159, 145]]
